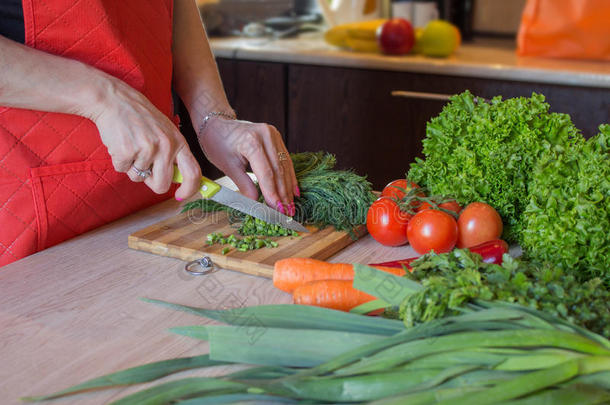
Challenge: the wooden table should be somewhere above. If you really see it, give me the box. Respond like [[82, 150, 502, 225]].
[[0, 199, 418, 404]]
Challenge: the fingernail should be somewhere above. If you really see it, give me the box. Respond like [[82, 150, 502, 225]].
[[176, 197, 183, 201], [294, 186, 301, 197], [276, 201, 285, 214]]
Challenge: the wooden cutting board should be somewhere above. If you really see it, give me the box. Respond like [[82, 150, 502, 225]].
[[128, 210, 366, 278]]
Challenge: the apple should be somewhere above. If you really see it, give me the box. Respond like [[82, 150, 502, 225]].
[[377, 18, 415, 55]]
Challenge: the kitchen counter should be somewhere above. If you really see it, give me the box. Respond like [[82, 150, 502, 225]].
[[210, 33, 610, 89], [0, 198, 417, 404]]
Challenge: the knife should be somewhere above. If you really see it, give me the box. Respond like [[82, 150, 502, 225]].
[[173, 168, 309, 233]]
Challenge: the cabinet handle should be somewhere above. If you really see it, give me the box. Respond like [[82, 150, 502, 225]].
[[392, 90, 488, 103], [391, 90, 452, 101]]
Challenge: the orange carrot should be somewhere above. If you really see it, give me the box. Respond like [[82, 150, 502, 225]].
[[273, 257, 406, 293], [293, 279, 376, 312]]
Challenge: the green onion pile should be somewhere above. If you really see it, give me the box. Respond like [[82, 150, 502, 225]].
[[207, 232, 280, 254]]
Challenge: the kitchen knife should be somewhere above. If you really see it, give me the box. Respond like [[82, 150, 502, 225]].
[[173, 168, 309, 233]]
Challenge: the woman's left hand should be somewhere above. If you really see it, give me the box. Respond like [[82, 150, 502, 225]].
[[197, 117, 298, 215]]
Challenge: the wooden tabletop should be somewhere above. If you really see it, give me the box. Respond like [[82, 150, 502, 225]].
[[0, 198, 419, 404]]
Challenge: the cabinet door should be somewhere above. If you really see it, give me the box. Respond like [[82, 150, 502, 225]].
[[182, 58, 287, 178], [287, 65, 447, 190], [217, 58, 287, 137]]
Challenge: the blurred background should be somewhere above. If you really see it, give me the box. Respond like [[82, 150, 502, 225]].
[[196, 0, 527, 41]]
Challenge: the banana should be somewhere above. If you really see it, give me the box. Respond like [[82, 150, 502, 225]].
[[324, 19, 387, 52], [345, 19, 387, 41], [345, 37, 379, 53]]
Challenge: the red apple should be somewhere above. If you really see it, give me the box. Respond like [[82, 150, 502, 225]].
[[377, 18, 415, 55]]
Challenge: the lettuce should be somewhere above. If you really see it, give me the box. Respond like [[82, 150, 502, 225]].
[[408, 91, 581, 243], [521, 125, 609, 284]]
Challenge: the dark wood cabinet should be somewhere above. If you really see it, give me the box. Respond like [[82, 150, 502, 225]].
[[216, 59, 287, 136], [180, 59, 287, 179], [207, 57, 609, 190]]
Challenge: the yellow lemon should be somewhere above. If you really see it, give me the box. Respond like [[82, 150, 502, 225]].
[[418, 20, 461, 57]]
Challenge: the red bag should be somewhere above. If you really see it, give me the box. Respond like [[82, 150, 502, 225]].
[[517, 0, 610, 61]]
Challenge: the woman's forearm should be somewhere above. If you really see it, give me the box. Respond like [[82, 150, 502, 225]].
[[0, 34, 203, 198], [0, 35, 110, 119], [171, 0, 233, 130]]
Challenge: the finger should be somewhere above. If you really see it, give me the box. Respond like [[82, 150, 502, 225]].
[[174, 146, 202, 201], [224, 167, 259, 202], [111, 149, 135, 174], [129, 140, 157, 183], [260, 126, 294, 212], [144, 152, 173, 194], [282, 144, 299, 198], [239, 132, 283, 211]]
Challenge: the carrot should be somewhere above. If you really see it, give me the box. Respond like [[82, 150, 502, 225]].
[[273, 258, 406, 293], [292, 279, 376, 312]]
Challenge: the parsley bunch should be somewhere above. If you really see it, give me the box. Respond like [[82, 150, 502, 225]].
[[397, 249, 610, 339]]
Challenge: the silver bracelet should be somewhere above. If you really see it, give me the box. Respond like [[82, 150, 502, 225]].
[[198, 110, 237, 135]]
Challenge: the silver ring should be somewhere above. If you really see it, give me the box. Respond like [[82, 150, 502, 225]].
[[132, 165, 152, 179], [278, 151, 289, 162], [185, 256, 215, 276]]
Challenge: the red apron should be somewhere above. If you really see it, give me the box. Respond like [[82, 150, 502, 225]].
[[0, 0, 177, 266]]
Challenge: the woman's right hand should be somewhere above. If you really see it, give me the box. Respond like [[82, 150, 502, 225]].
[[89, 76, 202, 200]]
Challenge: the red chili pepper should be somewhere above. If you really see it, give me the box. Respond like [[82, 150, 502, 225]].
[[370, 239, 509, 269]]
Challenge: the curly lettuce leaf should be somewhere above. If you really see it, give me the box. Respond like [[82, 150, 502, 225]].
[[408, 91, 581, 243], [521, 124, 609, 285]]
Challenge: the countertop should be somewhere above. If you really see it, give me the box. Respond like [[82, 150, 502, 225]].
[[0, 198, 419, 404], [209, 32, 610, 89]]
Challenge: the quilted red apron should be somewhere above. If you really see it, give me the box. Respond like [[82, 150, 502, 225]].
[[0, 0, 177, 266]]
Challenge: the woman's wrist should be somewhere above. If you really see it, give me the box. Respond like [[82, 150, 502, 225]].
[[197, 110, 237, 136]]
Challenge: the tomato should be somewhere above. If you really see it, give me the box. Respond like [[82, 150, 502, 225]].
[[407, 209, 458, 254], [457, 202, 503, 248], [417, 200, 462, 216], [366, 197, 411, 246], [381, 179, 421, 200]]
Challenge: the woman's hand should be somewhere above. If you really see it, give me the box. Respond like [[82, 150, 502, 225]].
[[91, 77, 202, 200], [197, 117, 298, 215]]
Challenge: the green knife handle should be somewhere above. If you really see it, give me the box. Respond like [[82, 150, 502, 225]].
[[172, 167, 221, 199]]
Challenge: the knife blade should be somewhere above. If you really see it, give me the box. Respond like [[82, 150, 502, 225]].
[[173, 168, 309, 233]]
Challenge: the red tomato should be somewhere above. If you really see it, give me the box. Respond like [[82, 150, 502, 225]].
[[417, 200, 462, 216], [407, 209, 458, 254], [381, 179, 419, 200], [366, 197, 411, 246], [457, 202, 503, 248]]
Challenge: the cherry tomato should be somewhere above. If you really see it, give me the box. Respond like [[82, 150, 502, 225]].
[[417, 200, 462, 216], [366, 197, 411, 246], [407, 209, 458, 254], [381, 179, 421, 200], [457, 202, 503, 248]]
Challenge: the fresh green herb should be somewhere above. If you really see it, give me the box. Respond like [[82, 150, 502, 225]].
[[290, 152, 376, 236], [183, 152, 375, 238], [521, 125, 609, 285], [408, 91, 581, 242], [393, 249, 610, 338]]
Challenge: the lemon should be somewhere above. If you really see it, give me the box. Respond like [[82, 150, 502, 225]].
[[418, 20, 461, 57]]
